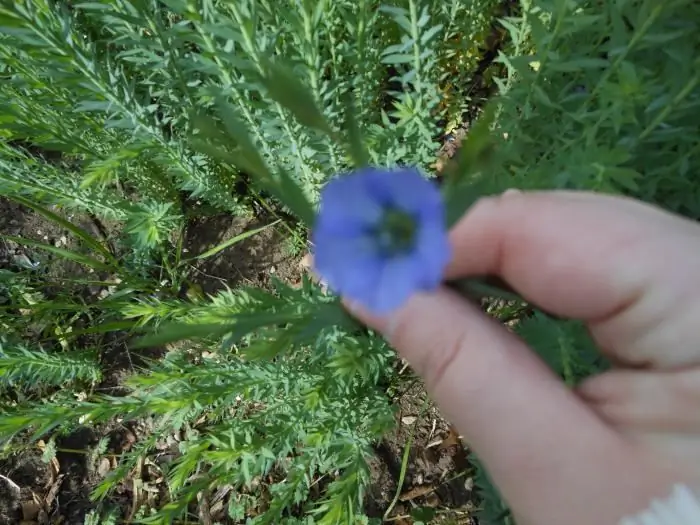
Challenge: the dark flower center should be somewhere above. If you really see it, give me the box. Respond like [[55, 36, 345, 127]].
[[374, 208, 417, 255]]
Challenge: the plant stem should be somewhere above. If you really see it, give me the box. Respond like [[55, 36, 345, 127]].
[[383, 394, 430, 521]]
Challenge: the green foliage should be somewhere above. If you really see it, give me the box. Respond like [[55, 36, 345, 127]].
[[489, 0, 700, 217], [517, 314, 609, 386], [0, 281, 396, 524], [0, 0, 698, 524], [0, 341, 101, 388]]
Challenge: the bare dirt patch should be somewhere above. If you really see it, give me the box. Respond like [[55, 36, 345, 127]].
[[184, 212, 303, 294]]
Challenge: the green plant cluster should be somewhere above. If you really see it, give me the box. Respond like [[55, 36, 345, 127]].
[[0, 0, 698, 524], [0, 0, 502, 523]]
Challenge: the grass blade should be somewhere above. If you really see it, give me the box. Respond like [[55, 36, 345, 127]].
[[192, 220, 280, 261], [3, 194, 116, 262], [1, 235, 112, 271], [132, 322, 236, 348]]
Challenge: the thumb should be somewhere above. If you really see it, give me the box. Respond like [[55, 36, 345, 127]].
[[345, 288, 671, 524]]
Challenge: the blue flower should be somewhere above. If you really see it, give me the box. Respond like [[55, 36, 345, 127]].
[[312, 166, 451, 315]]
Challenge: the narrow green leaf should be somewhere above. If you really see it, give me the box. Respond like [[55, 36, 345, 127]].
[[193, 220, 280, 261], [441, 102, 501, 227], [548, 58, 609, 72], [133, 323, 235, 348], [258, 58, 333, 135], [276, 167, 316, 227], [1, 236, 112, 271], [381, 54, 414, 65], [135, 310, 302, 349], [69, 321, 138, 337], [342, 93, 370, 168], [3, 194, 115, 262], [420, 24, 443, 45], [213, 98, 272, 179], [190, 103, 271, 183], [190, 108, 314, 226], [240, 334, 292, 360]]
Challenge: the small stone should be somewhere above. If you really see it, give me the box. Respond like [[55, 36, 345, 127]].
[[13, 254, 39, 269], [269, 265, 276, 274], [36, 229, 42, 235], [97, 457, 111, 477], [401, 416, 417, 425]]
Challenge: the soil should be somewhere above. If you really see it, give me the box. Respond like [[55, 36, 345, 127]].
[[366, 379, 477, 524], [0, 188, 478, 524], [183, 211, 303, 294]]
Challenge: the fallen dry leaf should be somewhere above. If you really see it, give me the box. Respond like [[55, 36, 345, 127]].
[[44, 474, 64, 510], [197, 491, 213, 525], [21, 500, 41, 521], [399, 484, 434, 502], [438, 425, 462, 450]]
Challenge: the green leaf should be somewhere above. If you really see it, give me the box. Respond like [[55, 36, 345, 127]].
[[240, 333, 293, 360], [190, 106, 315, 226], [606, 167, 642, 191], [548, 58, 609, 72], [135, 310, 303, 348], [420, 24, 443, 45], [190, 109, 274, 186], [277, 166, 316, 227], [2, 194, 115, 262], [69, 320, 138, 337], [381, 54, 413, 65], [133, 323, 235, 348], [441, 103, 502, 227], [411, 506, 436, 523], [193, 220, 280, 261], [342, 93, 370, 168], [1, 236, 112, 271], [212, 97, 272, 180], [258, 58, 333, 135]]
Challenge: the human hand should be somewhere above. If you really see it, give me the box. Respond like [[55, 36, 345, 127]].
[[345, 190, 700, 525]]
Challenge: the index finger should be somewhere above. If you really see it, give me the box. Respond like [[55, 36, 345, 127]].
[[448, 190, 700, 367]]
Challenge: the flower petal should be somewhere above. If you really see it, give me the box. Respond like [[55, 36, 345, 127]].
[[414, 219, 451, 289], [367, 167, 442, 214], [369, 255, 422, 315], [317, 172, 383, 233], [313, 232, 382, 300]]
